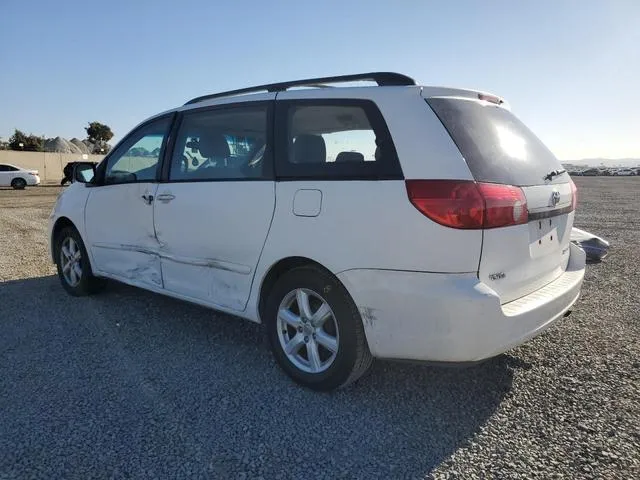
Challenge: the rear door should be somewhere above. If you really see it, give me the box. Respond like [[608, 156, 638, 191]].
[[153, 99, 276, 311], [426, 96, 575, 303]]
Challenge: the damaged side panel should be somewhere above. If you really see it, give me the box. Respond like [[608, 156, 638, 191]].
[[152, 181, 276, 313], [92, 246, 163, 289], [160, 259, 247, 311], [84, 182, 163, 285]]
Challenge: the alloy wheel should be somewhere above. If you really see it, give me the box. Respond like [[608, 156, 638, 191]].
[[60, 237, 82, 287], [276, 288, 339, 374]]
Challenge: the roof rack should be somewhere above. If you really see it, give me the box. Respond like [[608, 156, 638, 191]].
[[184, 72, 416, 105]]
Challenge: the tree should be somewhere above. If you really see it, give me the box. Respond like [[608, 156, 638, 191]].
[[85, 121, 114, 154], [8, 129, 43, 151]]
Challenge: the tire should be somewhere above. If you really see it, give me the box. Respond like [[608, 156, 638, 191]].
[[54, 226, 106, 296], [11, 178, 27, 190], [265, 265, 373, 391]]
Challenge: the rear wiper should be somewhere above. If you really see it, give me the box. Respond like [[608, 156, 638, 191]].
[[544, 168, 567, 181]]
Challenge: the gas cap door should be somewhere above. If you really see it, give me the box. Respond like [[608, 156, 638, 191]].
[[293, 189, 322, 217]]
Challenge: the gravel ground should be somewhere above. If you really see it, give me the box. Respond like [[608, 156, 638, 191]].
[[0, 179, 638, 479]]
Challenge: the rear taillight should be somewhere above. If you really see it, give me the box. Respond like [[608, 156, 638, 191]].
[[570, 179, 577, 211], [478, 182, 528, 228], [406, 180, 484, 229], [405, 180, 528, 229]]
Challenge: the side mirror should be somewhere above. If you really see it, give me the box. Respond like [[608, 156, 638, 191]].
[[72, 162, 96, 183]]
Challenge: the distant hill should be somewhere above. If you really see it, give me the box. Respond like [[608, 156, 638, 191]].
[[563, 158, 640, 168]]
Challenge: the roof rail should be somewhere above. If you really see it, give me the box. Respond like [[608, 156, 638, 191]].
[[184, 72, 416, 105]]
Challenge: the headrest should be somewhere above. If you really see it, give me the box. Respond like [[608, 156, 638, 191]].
[[293, 134, 326, 164], [335, 151, 364, 163], [198, 132, 230, 159]]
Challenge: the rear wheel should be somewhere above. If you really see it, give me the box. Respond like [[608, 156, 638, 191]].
[[55, 226, 106, 296], [11, 178, 26, 190], [265, 265, 372, 391]]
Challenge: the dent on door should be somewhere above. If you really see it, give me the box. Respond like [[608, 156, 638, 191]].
[[97, 244, 163, 286], [152, 182, 274, 312], [86, 183, 163, 288], [154, 241, 251, 310]]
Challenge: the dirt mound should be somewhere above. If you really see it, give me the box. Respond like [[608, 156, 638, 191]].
[[69, 138, 90, 154], [44, 136, 83, 154]]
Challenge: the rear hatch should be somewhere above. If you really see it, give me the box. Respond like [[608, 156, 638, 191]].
[[426, 95, 575, 304]]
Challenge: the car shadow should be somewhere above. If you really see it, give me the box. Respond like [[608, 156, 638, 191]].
[[0, 275, 522, 479]]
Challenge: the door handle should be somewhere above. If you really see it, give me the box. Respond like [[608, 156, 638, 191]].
[[141, 193, 154, 205], [156, 193, 175, 203]]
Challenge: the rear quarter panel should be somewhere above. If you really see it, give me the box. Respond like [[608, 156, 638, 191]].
[[247, 180, 482, 321], [245, 87, 482, 321]]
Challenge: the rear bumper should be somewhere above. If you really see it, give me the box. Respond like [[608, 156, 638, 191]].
[[337, 243, 586, 362], [27, 175, 40, 185]]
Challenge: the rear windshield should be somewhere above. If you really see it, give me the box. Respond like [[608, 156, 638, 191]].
[[427, 97, 565, 186]]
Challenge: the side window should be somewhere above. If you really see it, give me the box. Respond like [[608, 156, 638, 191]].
[[169, 105, 270, 181], [0, 165, 7, 172], [0, 165, 17, 172], [104, 117, 171, 184], [277, 101, 401, 179]]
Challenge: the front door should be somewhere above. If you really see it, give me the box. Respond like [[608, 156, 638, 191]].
[[153, 100, 276, 311], [84, 116, 172, 289]]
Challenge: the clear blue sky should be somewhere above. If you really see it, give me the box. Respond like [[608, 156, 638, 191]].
[[1, 0, 638, 160]]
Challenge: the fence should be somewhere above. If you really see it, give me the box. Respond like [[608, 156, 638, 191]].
[[0, 151, 105, 183]]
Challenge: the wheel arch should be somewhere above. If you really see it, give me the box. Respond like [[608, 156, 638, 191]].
[[257, 256, 346, 322], [11, 176, 27, 187], [50, 216, 77, 263]]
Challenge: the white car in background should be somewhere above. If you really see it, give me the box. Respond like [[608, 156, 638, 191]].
[[0, 163, 41, 189], [48, 72, 586, 391], [615, 168, 636, 176]]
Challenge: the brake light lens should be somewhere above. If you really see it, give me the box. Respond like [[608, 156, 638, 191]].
[[570, 178, 577, 211], [477, 93, 504, 105], [479, 182, 528, 227], [405, 180, 528, 229]]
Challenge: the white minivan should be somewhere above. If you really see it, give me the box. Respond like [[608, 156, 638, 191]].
[[48, 72, 586, 390]]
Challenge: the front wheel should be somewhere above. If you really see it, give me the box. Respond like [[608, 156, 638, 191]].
[[265, 266, 373, 391], [55, 226, 106, 296]]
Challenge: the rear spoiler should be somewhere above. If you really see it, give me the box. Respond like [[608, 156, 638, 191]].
[[420, 87, 510, 110]]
